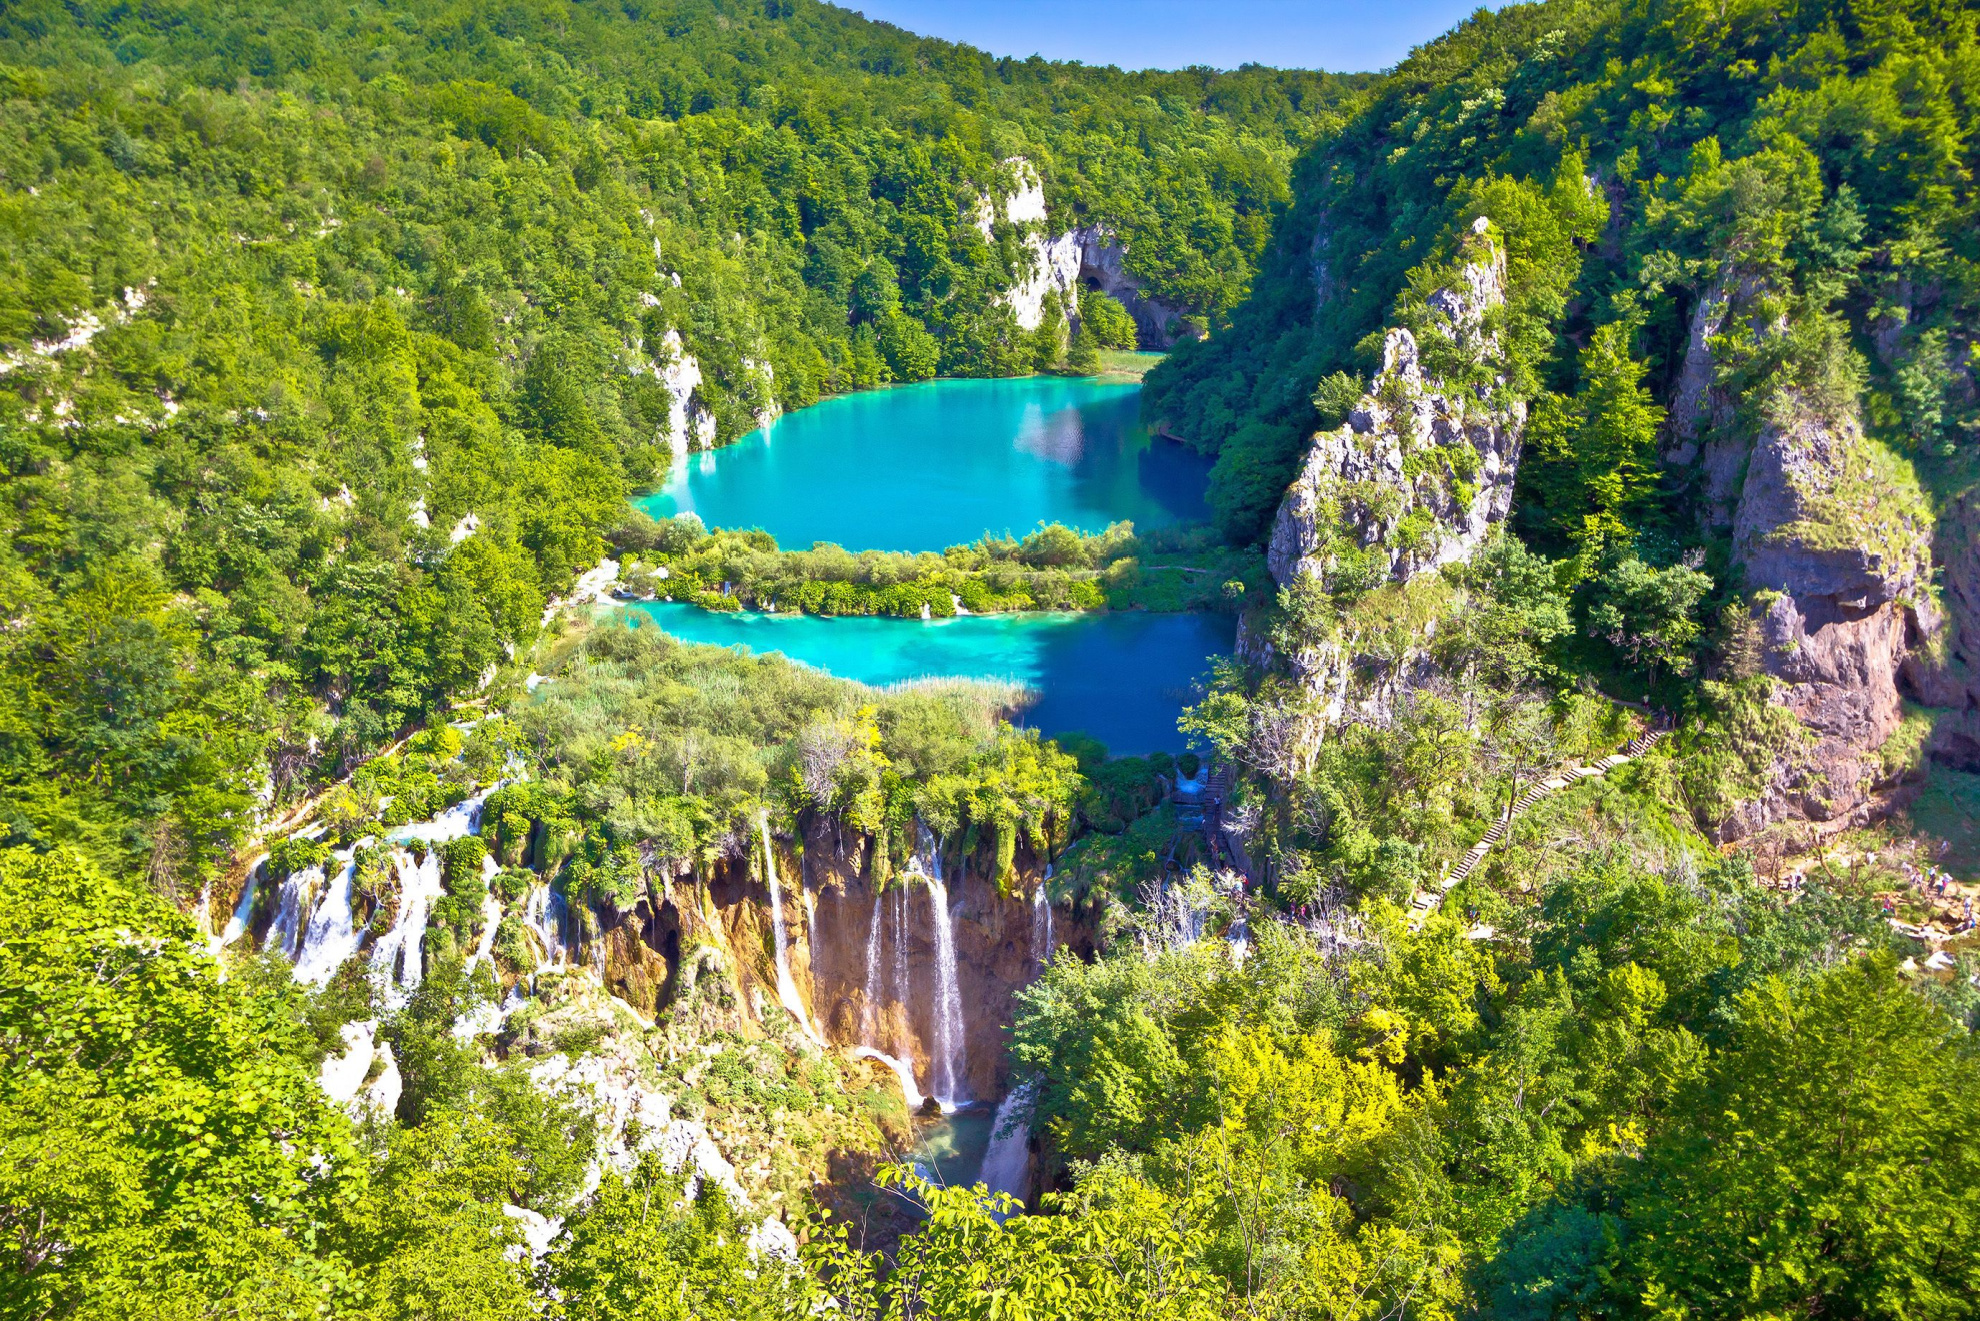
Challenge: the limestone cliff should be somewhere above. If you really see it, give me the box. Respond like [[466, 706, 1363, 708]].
[[994, 156, 1189, 348], [1267, 220, 1523, 593], [1661, 274, 1938, 837]]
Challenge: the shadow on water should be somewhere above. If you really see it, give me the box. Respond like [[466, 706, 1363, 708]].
[[623, 604, 1234, 756], [1011, 610, 1233, 755]]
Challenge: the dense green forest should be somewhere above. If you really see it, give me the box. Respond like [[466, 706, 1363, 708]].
[[0, 0, 1362, 881], [7, 0, 1980, 1317], [1148, 0, 1978, 547]]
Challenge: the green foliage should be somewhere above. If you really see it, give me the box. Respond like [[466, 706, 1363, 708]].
[[1149, 0, 1980, 545], [545, 1155, 808, 1321], [1079, 288, 1141, 351], [0, 847, 357, 1315], [620, 516, 1208, 617], [1583, 553, 1713, 684], [0, 0, 1364, 882]]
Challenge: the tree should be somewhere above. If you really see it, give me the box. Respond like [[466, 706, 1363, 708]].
[[1079, 288, 1140, 350], [1585, 556, 1711, 685], [1619, 956, 1980, 1319], [1066, 324, 1102, 374], [546, 1156, 806, 1321], [0, 848, 359, 1315]]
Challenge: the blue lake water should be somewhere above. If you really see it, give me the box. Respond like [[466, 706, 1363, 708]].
[[625, 376, 1231, 754], [625, 602, 1232, 756], [636, 376, 1212, 551]]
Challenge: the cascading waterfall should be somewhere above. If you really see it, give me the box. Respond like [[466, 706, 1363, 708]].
[[1227, 907, 1251, 964], [861, 884, 886, 1046], [890, 883, 913, 1062], [369, 847, 446, 1005], [523, 882, 569, 970], [215, 859, 261, 954], [979, 1079, 1039, 1211], [1031, 869, 1055, 970], [294, 851, 361, 985], [265, 864, 322, 961], [760, 812, 823, 1045], [925, 875, 967, 1107], [910, 825, 968, 1109]]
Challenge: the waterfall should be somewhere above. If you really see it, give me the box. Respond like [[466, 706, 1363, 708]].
[[215, 859, 261, 954], [369, 847, 445, 1006], [861, 884, 886, 1046], [294, 852, 361, 985], [265, 865, 322, 961], [760, 812, 823, 1045], [1228, 906, 1251, 964], [391, 783, 495, 846], [523, 882, 569, 970], [915, 827, 968, 1109], [890, 883, 913, 1061], [979, 1079, 1038, 1211], [1031, 872, 1055, 970]]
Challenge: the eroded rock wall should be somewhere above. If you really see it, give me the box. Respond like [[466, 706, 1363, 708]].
[[586, 820, 1072, 1103], [1663, 274, 1938, 837]]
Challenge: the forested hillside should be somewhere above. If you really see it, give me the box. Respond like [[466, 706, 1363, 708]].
[[0, 0, 1361, 880], [1148, 0, 1977, 545], [7, 1, 1980, 1318]]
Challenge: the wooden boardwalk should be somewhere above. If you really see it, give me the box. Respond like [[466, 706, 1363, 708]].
[[1407, 728, 1668, 929]]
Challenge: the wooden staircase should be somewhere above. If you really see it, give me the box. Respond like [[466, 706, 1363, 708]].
[[1407, 728, 1667, 928]]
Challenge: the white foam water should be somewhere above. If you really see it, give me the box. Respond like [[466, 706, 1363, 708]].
[[760, 813, 823, 1045], [979, 1079, 1038, 1212]]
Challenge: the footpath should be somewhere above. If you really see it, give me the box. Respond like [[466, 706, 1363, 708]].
[[1407, 728, 1669, 929]]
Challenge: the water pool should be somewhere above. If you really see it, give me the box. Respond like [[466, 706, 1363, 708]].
[[636, 376, 1212, 551]]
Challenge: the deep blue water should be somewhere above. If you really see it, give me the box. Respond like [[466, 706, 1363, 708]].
[[626, 602, 1231, 756]]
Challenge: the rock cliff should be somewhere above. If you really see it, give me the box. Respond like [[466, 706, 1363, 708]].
[[1902, 487, 1980, 767], [995, 157, 1189, 348], [1661, 275, 1939, 838], [1267, 220, 1523, 592]]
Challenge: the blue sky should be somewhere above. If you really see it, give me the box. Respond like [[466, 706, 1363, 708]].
[[844, 1, 1501, 73]]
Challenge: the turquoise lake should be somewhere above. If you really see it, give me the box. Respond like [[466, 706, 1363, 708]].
[[626, 603, 1232, 755], [626, 375, 1232, 754], [636, 375, 1212, 550]]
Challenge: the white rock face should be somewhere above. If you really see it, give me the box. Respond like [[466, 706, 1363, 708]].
[[528, 1049, 746, 1206], [1003, 159, 1049, 225], [1008, 230, 1084, 333], [652, 329, 716, 457], [1268, 226, 1523, 590]]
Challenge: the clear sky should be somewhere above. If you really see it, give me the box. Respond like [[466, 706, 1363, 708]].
[[844, 1, 1500, 74]]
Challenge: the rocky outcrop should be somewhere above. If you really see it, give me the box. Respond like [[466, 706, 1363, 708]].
[[1730, 417, 1933, 833], [647, 326, 716, 457], [1071, 228, 1189, 348], [993, 156, 1189, 347], [1268, 220, 1524, 591], [1903, 489, 1980, 767], [1659, 268, 1939, 838]]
